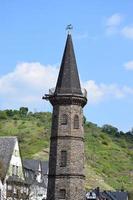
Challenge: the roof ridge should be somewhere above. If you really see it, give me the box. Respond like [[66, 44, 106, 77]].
[[0, 136, 17, 139]]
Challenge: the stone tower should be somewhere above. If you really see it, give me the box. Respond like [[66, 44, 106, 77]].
[[44, 33, 87, 200]]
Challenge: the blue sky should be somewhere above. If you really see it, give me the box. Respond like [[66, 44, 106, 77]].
[[0, 0, 133, 131]]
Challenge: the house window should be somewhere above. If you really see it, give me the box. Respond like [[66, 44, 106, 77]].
[[13, 187, 17, 194], [7, 185, 12, 191], [59, 189, 66, 199], [24, 187, 27, 193], [14, 150, 18, 156], [12, 165, 15, 175], [16, 166, 19, 176], [26, 187, 29, 195], [74, 115, 79, 129], [20, 187, 23, 193], [25, 170, 29, 178], [60, 151, 67, 167], [38, 194, 43, 197], [61, 114, 68, 125], [12, 165, 19, 176]]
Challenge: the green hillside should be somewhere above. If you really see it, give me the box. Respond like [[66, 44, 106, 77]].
[[0, 109, 133, 192]]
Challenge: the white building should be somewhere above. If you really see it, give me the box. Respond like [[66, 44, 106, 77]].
[[0, 136, 30, 200], [23, 159, 48, 200]]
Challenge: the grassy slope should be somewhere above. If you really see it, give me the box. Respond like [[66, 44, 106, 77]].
[[0, 112, 51, 158], [0, 112, 133, 191], [85, 122, 133, 191]]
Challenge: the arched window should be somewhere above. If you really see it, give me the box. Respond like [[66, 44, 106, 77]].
[[74, 115, 79, 129], [61, 114, 68, 125]]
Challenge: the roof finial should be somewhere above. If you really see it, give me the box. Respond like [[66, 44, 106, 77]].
[[66, 24, 73, 34]]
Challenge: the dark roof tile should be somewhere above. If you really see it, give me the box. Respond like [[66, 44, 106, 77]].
[[55, 34, 82, 96], [23, 159, 48, 174], [0, 136, 17, 179]]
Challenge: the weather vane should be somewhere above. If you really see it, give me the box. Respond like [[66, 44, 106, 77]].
[[66, 24, 73, 34]]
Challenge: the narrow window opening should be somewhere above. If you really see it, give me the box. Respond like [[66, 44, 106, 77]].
[[59, 189, 66, 199], [61, 114, 68, 125], [74, 115, 79, 129], [60, 151, 67, 167]]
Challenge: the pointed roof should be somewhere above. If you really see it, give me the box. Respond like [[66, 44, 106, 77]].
[[23, 159, 48, 187], [55, 33, 82, 96], [0, 136, 17, 180], [23, 159, 48, 174]]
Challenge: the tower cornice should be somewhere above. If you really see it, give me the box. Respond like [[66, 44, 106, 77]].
[[44, 94, 87, 107], [50, 135, 84, 142], [48, 174, 85, 179]]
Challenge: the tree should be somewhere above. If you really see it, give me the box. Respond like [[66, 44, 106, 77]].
[[5, 109, 14, 117], [102, 124, 119, 135], [19, 107, 28, 117]]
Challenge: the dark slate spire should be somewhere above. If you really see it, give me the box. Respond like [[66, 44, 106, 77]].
[[55, 33, 82, 95]]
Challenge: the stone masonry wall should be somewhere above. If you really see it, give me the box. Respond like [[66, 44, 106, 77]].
[[47, 104, 85, 200]]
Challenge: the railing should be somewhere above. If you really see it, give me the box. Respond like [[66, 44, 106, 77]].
[[82, 88, 87, 98], [48, 87, 87, 98], [49, 88, 55, 95]]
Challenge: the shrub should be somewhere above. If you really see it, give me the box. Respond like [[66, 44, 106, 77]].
[[102, 140, 109, 146], [13, 115, 19, 120], [102, 124, 119, 135], [0, 111, 7, 119], [128, 191, 133, 200]]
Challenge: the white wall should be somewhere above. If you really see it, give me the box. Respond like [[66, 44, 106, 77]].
[[0, 180, 7, 200], [7, 140, 24, 179]]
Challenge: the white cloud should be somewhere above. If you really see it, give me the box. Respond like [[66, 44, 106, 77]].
[[121, 26, 133, 39], [105, 13, 123, 35], [0, 63, 133, 110], [0, 62, 58, 110], [124, 60, 133, 70], [106, 13, 123, 27], [83, 80, 104, 104], [105, 14, 133, 39], [123, 86, 133, 94], [83, 80, 133, 104]]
